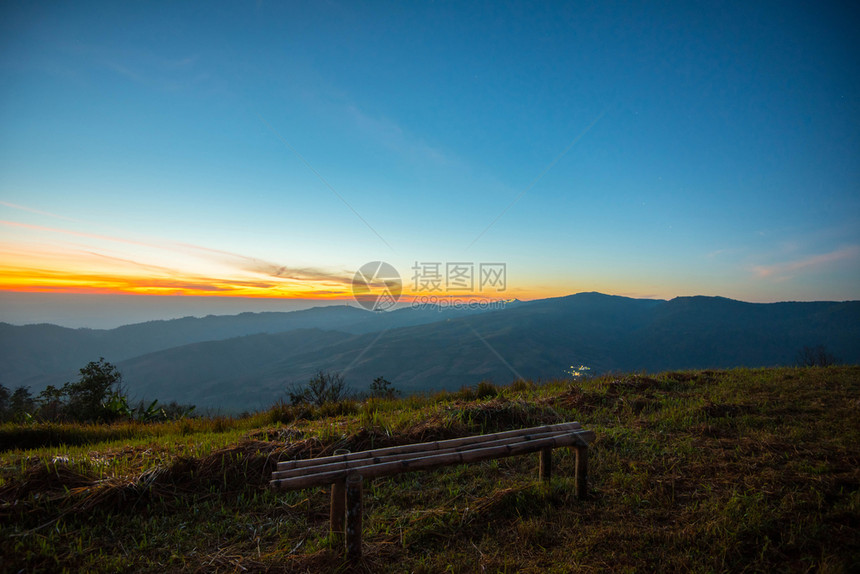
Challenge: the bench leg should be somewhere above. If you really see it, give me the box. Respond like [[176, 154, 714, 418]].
[[330, 480, 346, 543], [575, 445, 588, 500], [539, 447, 552, 483], [345, 473, 364, 560]]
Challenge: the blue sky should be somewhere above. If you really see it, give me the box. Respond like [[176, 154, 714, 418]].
[[1, 1, 858, 325]]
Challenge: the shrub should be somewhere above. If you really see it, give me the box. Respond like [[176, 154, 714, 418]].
[[475, 380, 498, 400], [508, 379, 535, 393], [370, 376, 400, 399], [796, 345, 840, 367], [458, 386, 476, 401], [288, 370, 353, 407]]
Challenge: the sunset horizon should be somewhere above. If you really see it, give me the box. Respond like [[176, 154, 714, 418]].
[[2, 1, 858, 324]]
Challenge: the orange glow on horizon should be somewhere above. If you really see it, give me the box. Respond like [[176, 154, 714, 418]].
[[0, 266, 554, 301], [0, 236, 560, 302], [0, 264, 355, 299], [0, 217, 573, 303]]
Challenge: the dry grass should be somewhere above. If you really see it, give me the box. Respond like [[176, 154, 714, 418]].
[[1, 366, 858, 573]]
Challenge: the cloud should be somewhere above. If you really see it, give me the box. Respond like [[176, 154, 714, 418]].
[[163, 55, 199, 69], [0, 202, 82, 223], [80, 251, 185, 276], [751, 245, 860, 279], [174, 243, 354, 285], [0, 263, 326, 297], [1, 220, 357, 297], [345, 105, 453, 166], [247, 261, 353, 285], [0, 220, 163, 249], [1, 220, 351, 284], [93, 45, 210, 93], [707, 247, 745, 259], [105, 58, 211, 92]]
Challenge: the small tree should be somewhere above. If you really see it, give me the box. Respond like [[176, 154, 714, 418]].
[[64, 358, 125, 422], [369, 376, 399, 399], [0, 384, 34, 422], [37, 385, 66, 421], [0, 384, 9, 422], [289, 370, 351, 407], [28, 360, 191, 423], [796, 345, 839, 367], [9, 386, 35, 422]]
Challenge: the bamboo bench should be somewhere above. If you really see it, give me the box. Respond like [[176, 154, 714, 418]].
[[270, 421, 595, 558]]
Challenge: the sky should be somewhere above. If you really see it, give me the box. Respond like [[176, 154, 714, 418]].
[[1, 1, 859, 327]]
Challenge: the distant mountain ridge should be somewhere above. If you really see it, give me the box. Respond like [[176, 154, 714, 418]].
[[2, 293, 857, 412], [0, 302, 508, 389]]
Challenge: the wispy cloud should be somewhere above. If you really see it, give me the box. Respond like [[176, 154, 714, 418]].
[[707, 247, 746, 259], [1, 219, 352, 285], [174, 243, 354, 285], [0, 220, 162, 249], [0, 265, 285, 295], [163, 55, 199, 69], [0, 202, 82, 223], [80, 251, 186, 277], [80, 42, 211, 93], [1, 219, 356, 297], [345, 105, 452, 166], [104, 56, 211, 92], [751, 245, 860, 279]]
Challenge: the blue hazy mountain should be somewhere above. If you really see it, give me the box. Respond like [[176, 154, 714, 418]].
[[0, 302, 507, 391], [3, 293, 857, 411]]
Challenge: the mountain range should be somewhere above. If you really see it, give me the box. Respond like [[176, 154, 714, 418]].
[[2, 292, 858, 412]]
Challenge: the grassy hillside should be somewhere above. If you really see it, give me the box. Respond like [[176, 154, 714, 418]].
[[1, 366, 858, 573]]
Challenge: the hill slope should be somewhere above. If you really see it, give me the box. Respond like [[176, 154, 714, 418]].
[[4, 292, 858, 411], [1, 366, 858, 572], [0, 302, 498, 390], [123, 293, 859, 410]]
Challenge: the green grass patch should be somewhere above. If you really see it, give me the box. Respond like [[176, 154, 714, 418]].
[[1, 366, 858, 572]]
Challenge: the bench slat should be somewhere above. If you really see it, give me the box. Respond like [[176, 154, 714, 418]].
[[276, 421, 583, 472], [272, 426, 588, 481], [270, 429, 594, 490]]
